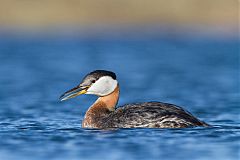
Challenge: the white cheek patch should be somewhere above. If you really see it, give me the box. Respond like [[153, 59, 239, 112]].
[[86, 76, 118, 96]]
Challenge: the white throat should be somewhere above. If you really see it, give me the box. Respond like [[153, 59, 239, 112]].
[[86, 76, 118, 96]]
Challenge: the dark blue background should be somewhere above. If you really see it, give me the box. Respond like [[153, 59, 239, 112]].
[[0, 32, 239, 160]]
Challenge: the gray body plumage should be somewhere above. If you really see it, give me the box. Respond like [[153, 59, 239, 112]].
[[96, 102, 209, 128]]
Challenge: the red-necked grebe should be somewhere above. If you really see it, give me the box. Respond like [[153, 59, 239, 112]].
[[60, 70, 209, 129]]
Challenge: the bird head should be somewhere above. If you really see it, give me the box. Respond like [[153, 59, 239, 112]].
[[60, 70, 118, 101]]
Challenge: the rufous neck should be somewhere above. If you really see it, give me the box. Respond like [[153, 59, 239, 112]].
[[89, 85, 120, 112], [97, 85, 119, 111], [82, 85, 119, 128]]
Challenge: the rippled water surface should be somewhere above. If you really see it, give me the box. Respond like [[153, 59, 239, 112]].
[[0, 33, 239, 160]]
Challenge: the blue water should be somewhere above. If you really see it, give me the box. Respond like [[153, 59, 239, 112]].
[[0, 32, 239, 160]]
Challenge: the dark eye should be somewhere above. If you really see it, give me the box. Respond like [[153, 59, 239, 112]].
[[91, 80, 96, 83]]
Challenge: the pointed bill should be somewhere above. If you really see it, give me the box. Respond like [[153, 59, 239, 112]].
[[59, 86, 88, 101]]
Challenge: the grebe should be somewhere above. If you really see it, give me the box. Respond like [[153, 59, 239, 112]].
[[60, 70, 209, 129]]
